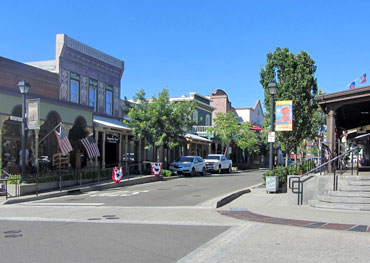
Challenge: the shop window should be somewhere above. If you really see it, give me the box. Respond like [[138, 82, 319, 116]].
[[193, 110, 198, 124], [70, 72, 80, 103], [105, 85, 113, 115], [89, 79, 98, 111], [206, 114, 210, 126]]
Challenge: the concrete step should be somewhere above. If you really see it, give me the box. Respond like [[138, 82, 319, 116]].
[[338, 185, 370, 192], [328, 191, 370, 198], [348, 180, 370, 186], [318, 195, 370, 204], [309, 200, 370, 211]]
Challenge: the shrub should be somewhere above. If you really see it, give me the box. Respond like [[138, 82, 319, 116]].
[[7, 175, 21, 184], [161, 169, 173, 177]]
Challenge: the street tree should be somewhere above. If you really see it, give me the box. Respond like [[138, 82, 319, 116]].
[[124, 88, 196, 166], [208, 111, 240, 157], [235, 122, 260, 164], [260, 47, 319, 166]]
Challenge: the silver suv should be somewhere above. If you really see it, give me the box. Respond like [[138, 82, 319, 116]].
[[169, 156, 206, 176]]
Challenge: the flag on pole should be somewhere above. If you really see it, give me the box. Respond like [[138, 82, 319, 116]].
[[349, 81, 355, 89], [360, 73, 366, 84], [54, 126, 73, 156], [80, 135, 100, 159]]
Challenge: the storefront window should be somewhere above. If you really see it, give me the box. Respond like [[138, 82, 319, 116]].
[[70, 73, 80, 103], [105, 85, 113, 115], [89, 87, 96, 111], [89, 79, 98, 111]]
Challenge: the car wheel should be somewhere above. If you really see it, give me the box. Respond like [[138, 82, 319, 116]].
[[218, 165, 222, 174], [191, 168, 196, 176], [228, 165, 232, 173], [201, 167, 206, 176]]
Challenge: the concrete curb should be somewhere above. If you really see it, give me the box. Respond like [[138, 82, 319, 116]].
[[2, 175, 163, 205], [216, 189, 251, 208]]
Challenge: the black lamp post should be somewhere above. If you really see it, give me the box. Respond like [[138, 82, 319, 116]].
[[268, 82, 277, 171], [18, 81, 30, 180]]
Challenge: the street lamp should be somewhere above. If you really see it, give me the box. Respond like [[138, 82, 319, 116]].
[[18, 80, 30, 180], [268, 82, 277, 171]]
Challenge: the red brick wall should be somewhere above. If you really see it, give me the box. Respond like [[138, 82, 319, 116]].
[[0, 57, 59, 99]]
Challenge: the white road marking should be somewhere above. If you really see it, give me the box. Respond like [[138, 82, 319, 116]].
[[89, 190, 149, 197], [17, 203, 104, 206]]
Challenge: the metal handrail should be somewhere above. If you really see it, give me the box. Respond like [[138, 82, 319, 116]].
[[289, 146, 359, 205]]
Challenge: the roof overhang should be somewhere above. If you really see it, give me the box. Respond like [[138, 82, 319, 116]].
[[93, 116, 131, 131]]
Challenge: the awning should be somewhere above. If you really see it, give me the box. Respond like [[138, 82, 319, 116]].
[[185, 133, 212, 143], [252, 125, 262, 131], [93, 116, 131, 131]]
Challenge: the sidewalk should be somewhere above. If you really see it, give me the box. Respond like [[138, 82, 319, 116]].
[[0, 174, 163, 205], [218, 185, 370, 232]]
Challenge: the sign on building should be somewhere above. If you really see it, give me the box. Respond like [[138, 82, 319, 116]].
[[275, 100, 293, 131], [106, 132, 120, 143], [26, 98, 40, 130]]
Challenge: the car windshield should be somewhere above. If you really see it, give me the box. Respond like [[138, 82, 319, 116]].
[[176, 156, 194, 162], [207, 155, 220, 160]]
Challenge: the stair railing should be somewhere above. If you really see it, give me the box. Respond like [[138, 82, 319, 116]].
[[289, 146, 359, 205]]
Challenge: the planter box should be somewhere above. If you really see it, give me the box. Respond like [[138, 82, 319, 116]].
[[266, 176, 279, 193]]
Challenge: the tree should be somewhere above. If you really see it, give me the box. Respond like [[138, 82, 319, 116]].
[[124, 88, 196, 166], [208, 111, 240, 156], [260, 47, 319, 166], [235, 122, 260, 163]]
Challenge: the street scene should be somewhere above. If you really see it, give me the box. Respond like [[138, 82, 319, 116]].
[[2, 1, 370, 262]]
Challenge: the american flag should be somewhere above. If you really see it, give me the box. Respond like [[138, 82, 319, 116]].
[[349, 81, 355, 89], [360, 73, 366, 84], [54, 126, 73, 156], [80, 135, 100, 159]]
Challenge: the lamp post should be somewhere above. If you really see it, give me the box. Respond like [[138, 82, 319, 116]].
[[18, 81, 30, 180], [268, 82, 277, 171]]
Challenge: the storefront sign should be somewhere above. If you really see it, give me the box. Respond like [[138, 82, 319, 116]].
[[106, 132, 119, 143], [26, 98, 40, 130]]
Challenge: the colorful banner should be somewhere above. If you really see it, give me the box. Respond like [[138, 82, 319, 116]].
[[112, 167, 123, 183], [150, 163, 162, 177], [275, 100, 293, 131]]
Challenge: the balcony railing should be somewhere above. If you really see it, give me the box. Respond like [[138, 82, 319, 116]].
[[191, 126, 212, 133]]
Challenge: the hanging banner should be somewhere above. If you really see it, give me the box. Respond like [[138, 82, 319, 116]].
[[275, 100, 293, 131], [150, 162, 162, 177], [112, 167, 123, 183], [26, 98, 40, 129]]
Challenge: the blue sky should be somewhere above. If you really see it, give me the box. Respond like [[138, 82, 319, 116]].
[[1, 0, 370, 109]]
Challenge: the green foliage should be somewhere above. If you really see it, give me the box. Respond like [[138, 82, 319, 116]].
[[124, 88, 197, 165], [207, 112, 240, 155], [7, 175, 21, 184], [263, 159, 315, 185], [260, 47, 319, 158], [161, 169, 173, 177], [236, 122, 260, 155]]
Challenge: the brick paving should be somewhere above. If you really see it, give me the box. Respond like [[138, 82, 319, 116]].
[[218, 210, 370, 232]]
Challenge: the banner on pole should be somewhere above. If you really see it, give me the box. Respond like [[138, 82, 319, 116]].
[[275, 100, 293, 131], [26, 98, 40, 130]]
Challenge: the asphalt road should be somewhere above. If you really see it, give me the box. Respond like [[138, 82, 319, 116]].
[[0, 170, 265, 263], [32, 170, 265, 207], [0, 220, 228, 263]]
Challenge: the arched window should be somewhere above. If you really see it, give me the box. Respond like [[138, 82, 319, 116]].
[[193, 110, 198, 123], [206, 114, 210, 126]]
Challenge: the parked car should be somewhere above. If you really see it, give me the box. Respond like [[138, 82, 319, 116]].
[[169, 156, 206, 176], [204, 154, 232, 173]]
